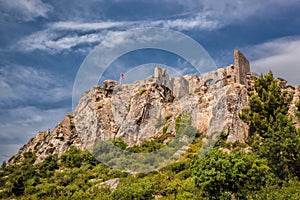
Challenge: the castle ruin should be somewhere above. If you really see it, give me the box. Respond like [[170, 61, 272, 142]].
[[152, 49, 250, 98], [234, 49, 250, 85]]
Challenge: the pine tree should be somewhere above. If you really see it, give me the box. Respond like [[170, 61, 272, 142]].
[[241, 72, 300, 179]]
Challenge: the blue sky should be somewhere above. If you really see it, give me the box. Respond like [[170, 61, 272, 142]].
[[0, 0, 300, 163]]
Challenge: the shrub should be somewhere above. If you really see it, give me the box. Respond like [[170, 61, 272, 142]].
[[139, 88, 147, 95], [111, 138, 128, 150]]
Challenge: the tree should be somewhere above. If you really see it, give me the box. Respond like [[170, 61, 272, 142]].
[[37, 155, 58, 178], [112, 177, 154, 200], [61, 146, 98, 168], [11, 174, 25, 196], [192, 149, 274, 199], [248, 179, 300, 200], [241, 72, 300, 179]]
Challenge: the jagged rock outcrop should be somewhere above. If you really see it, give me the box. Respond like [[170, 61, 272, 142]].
[[10, 113, 83, 164], [73, 50, 250, 149], [10, 50, 299, 164], [288, 86, 300, 129]]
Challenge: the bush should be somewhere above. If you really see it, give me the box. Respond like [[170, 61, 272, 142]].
[[139, 88, 147, 95], [111, 138, 128, 150], [192, 149, 274, 199], [112, 177, 154, 200]]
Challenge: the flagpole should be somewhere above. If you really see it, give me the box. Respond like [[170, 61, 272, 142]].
[[120, 73, 125, 86]]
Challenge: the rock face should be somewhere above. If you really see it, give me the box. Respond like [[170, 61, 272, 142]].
[[10, 50, 299, 163], [288, 85, 300, 130], [73, 50, 250, 150], [96, 178, 120, 191], [10, 113, 82, 164]]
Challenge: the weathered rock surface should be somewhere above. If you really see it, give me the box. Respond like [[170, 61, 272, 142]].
[[288, 85, 300, 130], [9, 50, 299, 164], [95, 178, 120, 191], [73, 50, 250, 149], [9, 113, 83, 164]]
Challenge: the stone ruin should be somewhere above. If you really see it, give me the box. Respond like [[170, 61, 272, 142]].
[[150, 49, 250, 98], [234, 49, 250, 85]]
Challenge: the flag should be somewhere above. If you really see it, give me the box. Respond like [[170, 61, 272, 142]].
[[121, 73, 125, 79]]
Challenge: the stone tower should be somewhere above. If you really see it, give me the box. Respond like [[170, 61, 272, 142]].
[[234, 49, 250, 85]]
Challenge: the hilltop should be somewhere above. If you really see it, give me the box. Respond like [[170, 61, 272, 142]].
[[10, 50, 299, 165], [1, 50, 300, 199]]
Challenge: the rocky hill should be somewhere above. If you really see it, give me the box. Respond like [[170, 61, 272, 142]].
[[9, 50, 300, 164]]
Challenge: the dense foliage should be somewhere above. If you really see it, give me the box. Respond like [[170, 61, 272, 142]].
[[240, 72, 300, 179], [1, 72, 300, 199]]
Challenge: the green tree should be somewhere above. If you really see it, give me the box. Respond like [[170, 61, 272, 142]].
[[241, 72, 300, 179], [11, 174, 25, 196], [111, 138, 128, 150], [248, 179, 300, 200], [37, 154, 58, 178], [112, 177, 154, 200], [192, 149, 274, 199], [61, 146, 98, 168]]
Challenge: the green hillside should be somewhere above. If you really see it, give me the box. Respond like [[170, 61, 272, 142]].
[[1, 72, 300, 200]]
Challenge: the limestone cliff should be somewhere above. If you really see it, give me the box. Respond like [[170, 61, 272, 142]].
[[10, 114, 83, 164], [9, 50, 300, 164]]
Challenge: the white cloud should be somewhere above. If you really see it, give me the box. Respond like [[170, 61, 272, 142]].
[[44, 33, 104, 50], [199, 0, 261, 23], [50, 21, 133, 31], [149, 14, 219, 31], [0, 0, 53, 21], [16, 22, 128, 53], [15, 14, 221, 53], [165, 0, 300, 28], [0, 64, 72, 163], [0, 64, 71, 105], [249, 36, 300, 85]]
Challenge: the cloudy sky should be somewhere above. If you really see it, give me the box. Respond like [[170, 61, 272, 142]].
[[0, 0, 300, 163]]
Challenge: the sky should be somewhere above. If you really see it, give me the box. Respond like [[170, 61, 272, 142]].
[[0, 0, 300, 163]]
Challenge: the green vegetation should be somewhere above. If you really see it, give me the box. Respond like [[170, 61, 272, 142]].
[[139, 88, 147, 95], [1, 71, 300, 199], [175, 113, 199, 138], [296, 97, 300, 120], [125, 133, 175, 153], [91, 113, 199, 172], [126, 139, 165, 153], [162, 124, 169, 134], [155, 116, 165, 128], [193, 149, 274, 199], [110, 138, 128, 150], [241, 72, 300, 179], [67, 114, 74, 119], [155, 115, 172, 129]]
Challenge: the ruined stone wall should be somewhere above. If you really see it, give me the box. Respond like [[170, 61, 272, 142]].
[[153, 67, 173, 90], [234, 49, 250, 85], [150, 50, 250, 100]]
